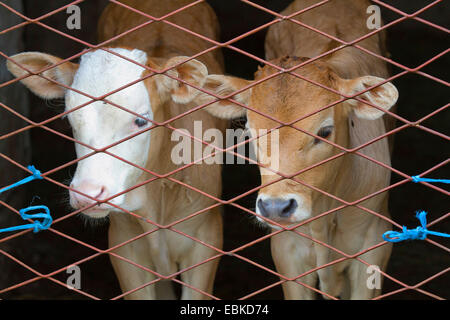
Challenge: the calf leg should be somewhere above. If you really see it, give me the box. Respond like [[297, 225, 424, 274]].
[[348, 218, 392, 299], [108, 213, 157, 300], [310, 218, 344, 299], [179, 209, 223, 300], [271, 229, 318, 300], [179, 254, 220, 300]]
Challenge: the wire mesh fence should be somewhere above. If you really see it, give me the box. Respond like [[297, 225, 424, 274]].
[[0, 0, 448, 300]]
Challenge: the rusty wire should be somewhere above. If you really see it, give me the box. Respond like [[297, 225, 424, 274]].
[[0, 0, 448, 300]]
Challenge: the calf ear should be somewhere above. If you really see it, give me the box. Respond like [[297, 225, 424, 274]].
[[155, 56, 208, 104], [6, 52, 78, 99], [339, 76, 398, 120], [193, 74, 252, 119]]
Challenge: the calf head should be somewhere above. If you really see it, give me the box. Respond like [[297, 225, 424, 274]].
[[193, 56, 398, 228], [7, 48, 207, 218]]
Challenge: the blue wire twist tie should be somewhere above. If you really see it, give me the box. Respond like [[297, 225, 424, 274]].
[[0, 165, 43, 195], [28, 165, 44, 180], [0, 206, 52, 234], [411, 175, 450, 184], [383, 211, 450, 243], [20, 206, 52, 233], [0, 166, 51, 234]]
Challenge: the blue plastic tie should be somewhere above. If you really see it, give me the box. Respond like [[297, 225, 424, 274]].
[[0, 166, 52, 234], [0, 206, 52, 233], [0, 165, 43, 194], [411, 175, 450, 184], [383, 211, 450, 243]]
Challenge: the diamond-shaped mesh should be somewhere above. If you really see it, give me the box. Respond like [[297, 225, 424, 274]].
[[0, 0, 448, 300]]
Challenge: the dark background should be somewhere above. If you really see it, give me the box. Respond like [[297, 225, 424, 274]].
[[0, 0, 448, 299]]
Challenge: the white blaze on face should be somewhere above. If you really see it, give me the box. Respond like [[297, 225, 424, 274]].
[[66, 48, 152, 215]]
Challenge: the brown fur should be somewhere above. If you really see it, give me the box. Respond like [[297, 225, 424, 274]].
[[265, 0, 396, 135], [98, 0, 224, 73], [191, 0, 398, 299], [260, 0, 395, 300]]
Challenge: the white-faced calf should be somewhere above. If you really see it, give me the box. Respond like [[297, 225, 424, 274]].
[[7, 0, 226, 300]]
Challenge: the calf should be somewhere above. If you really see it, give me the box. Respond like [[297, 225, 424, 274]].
[[191, 0, 398, 299], [7, 0, 226, 299]]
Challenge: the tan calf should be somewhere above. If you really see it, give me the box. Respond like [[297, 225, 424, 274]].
[[191, 0, 398, 299], [7, 0, 226, 299]]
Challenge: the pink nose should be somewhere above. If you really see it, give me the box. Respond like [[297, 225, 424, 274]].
[[70, 181, 109, 209]]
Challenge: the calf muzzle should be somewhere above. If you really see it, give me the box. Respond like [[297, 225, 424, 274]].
[[257, 197, 298, 220]]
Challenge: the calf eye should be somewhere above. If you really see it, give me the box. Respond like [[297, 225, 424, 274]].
[[314, 125, 333, 144], [134, 114, 149, 128]]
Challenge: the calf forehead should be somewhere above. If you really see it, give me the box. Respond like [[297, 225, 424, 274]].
[[250, 57, 339, 125], [66, 48, 150, 122]]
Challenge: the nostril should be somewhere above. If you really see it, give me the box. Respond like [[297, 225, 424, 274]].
[[93, 186, 109, 205], [279, 198, 298, 217], [258, 197, 298, 219], [96, 186, 106, 199], [70, 182, 108, 207]]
